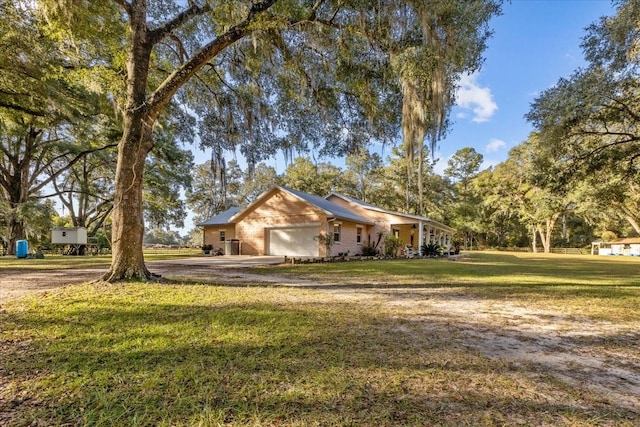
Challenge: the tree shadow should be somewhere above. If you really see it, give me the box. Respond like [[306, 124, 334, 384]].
[[2, 294, 638, 425]]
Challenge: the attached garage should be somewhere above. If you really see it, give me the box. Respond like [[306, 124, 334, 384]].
[[267, 226, 319, 257]]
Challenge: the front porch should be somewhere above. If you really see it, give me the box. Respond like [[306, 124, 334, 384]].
[[392, 219, 454, 255]]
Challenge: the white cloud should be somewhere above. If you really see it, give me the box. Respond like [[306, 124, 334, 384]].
[[485, 138, 506, 153], [455, 72, 498, 123]]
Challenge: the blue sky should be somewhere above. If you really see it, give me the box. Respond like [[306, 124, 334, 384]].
[[437, 0, 616, 173]]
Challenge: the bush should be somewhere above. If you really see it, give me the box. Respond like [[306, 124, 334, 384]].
[[421, 242, 442, 257], [383, 234, 402, 257], [360, 244, 378, 256]]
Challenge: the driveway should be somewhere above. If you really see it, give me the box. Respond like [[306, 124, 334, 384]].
[[0, 255, 285, 303], [154, 255, 285, 268]]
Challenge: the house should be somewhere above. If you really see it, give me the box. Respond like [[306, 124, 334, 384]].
[[591, 237, 640, 256], [198, 185, 455, 257]]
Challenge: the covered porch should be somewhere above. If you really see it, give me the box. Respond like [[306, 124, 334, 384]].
[[391, 218, 455, 255]]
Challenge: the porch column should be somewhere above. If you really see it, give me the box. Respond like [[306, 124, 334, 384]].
[[418, 221, 424, 249]]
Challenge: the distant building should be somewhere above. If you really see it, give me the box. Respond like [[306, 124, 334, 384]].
[[591, 237, 640, 256]]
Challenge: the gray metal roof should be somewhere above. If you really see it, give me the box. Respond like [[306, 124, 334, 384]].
[[327, 192, 455, 232], [281, 186, 373, 224], [197, 206, 243, 226]]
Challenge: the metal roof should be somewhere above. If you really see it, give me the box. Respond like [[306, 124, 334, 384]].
[[281, 186, 373, 224], [197, 206, 243, 226], [327, 192, 455, 232]]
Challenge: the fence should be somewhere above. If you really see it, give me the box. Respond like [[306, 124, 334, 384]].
[[494, 247, 588, 255]]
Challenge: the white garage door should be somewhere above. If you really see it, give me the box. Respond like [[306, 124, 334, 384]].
[[268, 227, 319, 256]]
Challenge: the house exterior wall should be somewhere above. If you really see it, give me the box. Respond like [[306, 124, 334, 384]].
[[202, 225, 235, 250], [327, 196, 406, 253], [234, 188, 327, 256], [327, 220, 372, 257], [327, 195, 452, 254]]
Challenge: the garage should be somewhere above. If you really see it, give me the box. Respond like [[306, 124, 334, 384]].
[[267, 226, 319, 257]]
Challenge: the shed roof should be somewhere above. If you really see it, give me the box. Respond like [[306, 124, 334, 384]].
[[610, 237, 640, 244]]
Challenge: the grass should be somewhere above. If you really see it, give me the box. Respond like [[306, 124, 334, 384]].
[[0, 248, 201, 270], [1, 251, 639, 426], [267, 251, 640, 322]]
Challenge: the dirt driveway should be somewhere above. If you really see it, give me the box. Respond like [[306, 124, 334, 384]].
[[0, 256, 284, 302], [1, 259, 639, 415]]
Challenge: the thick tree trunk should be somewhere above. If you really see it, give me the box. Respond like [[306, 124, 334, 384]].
[[101, 0, 271, 281], [6, 213, 24, 256], [102, 120, 154, 281], [102, 0, 154, 282]]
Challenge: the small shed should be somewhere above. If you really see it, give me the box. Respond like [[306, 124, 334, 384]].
[[52, 227, 88, 245], [591, 237, 640, 256]]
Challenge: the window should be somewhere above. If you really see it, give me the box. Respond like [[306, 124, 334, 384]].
[[356, 226, 362, 244], [333, 224, 341, 243], [393, 228, 400, 239], [219, 230, 226, 242]]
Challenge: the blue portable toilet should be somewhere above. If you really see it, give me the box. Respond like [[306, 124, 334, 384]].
[[16, 240, 28, 258]]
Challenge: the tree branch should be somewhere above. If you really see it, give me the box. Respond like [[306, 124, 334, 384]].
[[0, 101, 46, 117], [31, 143, 119, 195], [147, 0, 279, 115], [148, 3, 212, 46]]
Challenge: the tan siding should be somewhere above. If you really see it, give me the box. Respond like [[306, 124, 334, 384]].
[[202, 225, 235, 250], [327, 195, 451, 253], [329, 221, 370, 256], [236, 188, 326, 255]]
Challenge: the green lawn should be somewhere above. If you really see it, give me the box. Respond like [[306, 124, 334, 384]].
[[269, 251, 640, 321], [1, 251, 639, 426]]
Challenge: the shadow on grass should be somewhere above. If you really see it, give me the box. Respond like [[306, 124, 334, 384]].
[[2, 288, 638, 426]]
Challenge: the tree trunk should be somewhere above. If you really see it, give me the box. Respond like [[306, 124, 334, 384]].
[[625, 215, 640, 234], [531, 224, 538, 253], [538, 225, 550, 253], [537, 216, 559, 254], [102, 0, 154, 281], [6, 212, 24, 256], [102, 118, 154, 281]]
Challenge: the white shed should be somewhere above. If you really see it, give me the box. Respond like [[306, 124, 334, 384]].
[[52, 227, 88, 245], [592, 237, 640, 256]]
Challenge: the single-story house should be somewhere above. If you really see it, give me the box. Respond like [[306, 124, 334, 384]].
[[198, 185, 455, 257], [591, 237, 640, 256]]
